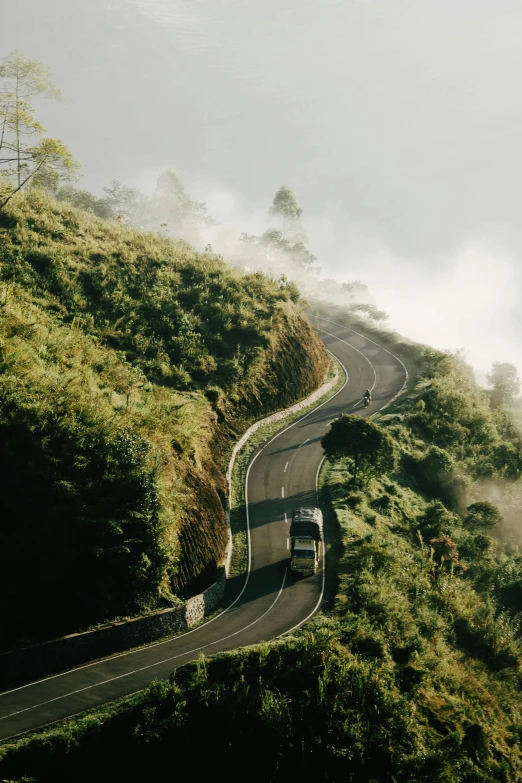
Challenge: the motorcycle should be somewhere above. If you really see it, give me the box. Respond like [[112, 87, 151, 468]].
[[363, 395, 371, 408]]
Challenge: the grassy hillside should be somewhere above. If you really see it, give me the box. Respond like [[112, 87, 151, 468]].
[[0, 191, 328, 644], [3, 309, 522, 781]]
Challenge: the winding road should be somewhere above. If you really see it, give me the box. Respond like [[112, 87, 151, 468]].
[[0, 316, 407, 741]]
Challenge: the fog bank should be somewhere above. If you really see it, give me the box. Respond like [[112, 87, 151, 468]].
[[2, 0, 522, 380], [138, 169, 521, 383]]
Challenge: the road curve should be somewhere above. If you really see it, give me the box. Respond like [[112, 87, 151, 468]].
[[0, 316, 407, 741]]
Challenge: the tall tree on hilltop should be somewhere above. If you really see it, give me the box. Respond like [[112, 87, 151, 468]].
[[0, 50, 80, 207], [152, 168, 216, 242], [156, 168, 187, 200], [238, 228, 321, 278], [486, 362, 521, 408], [103, 180, 152, 226], [269, 185, 303, 238]]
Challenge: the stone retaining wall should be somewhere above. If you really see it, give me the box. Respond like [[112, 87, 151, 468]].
[[0, 365, 338, 691], [0, 568, 228, 690]]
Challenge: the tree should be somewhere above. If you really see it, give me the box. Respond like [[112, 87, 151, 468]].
[[340, 281, 355, 307], [269, 185, 303, 238], [491, 442, 522, 480], [420, 500, 457, 538], [25, 137, 79, 192], [55, 185, 114, 219], [464, 501, 503, 534], [352, 303, 388, 322], [151, 168, 216, 241], [287, 239, 320, 272], [157, 168, 186, 199], [103, 179, 153, 225], [486, 362, 521, 408], [237, 229, 321, 280], [321, 414, 396, 483], [0, 50, 79, 207]]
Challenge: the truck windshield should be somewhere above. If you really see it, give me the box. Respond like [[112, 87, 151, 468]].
[[293, 549, 315, 559]]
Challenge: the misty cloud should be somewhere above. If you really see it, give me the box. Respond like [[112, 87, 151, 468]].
[[2, 0, 522, 378]]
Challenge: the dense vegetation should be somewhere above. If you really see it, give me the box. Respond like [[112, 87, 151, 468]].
[[3, 305, 521, 782], [0, 191, 328, 645]]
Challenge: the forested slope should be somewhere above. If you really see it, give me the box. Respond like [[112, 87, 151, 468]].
[[0, 191, 328, 645], [4, 307, 522, 782]]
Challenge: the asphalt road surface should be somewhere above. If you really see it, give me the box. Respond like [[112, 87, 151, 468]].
[[0, 315, 407, 740]]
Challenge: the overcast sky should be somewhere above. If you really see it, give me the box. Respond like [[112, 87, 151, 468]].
[[2, 0, 521, 377]]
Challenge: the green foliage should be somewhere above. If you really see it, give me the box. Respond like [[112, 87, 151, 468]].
[[101, 179, 151, 225], [268, 184, 303, 237], [229, 202, 388, 323], [152, 168, 216, 240], [0, 288, 180, 635], [406, 366, 522, 485], [0, 190, 328, 640], [321, 310, 522, 491], [55, 185, 113, 219], [487, 361, 521, 409], [402, 445, 460, 506], [26, 137, 80, 192], [277, 273, 301, 303], [0, 50, 61, 101], [1, 312, 522, 782], [1, 192, 297, 393], [238, 229, 321, 279], [478, 556, 522, 617], [0, 50, 80, 207], [418, 499, 459, 539], [55, 169, 216, 245], [464, 501, 503, 533], [321, 414, 396, 482]]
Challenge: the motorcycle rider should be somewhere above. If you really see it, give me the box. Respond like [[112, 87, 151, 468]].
[[363, 389, 372, 405]]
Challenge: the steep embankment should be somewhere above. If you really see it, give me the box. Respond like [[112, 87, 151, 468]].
[[0, 191, 328, 645], [4, 309, 522, 782]]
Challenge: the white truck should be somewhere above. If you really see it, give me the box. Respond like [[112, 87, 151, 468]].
[[289, 507, 323, 576]]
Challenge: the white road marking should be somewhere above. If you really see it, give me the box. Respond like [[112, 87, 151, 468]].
[[4, 335, 408, 729], [280, 456, 327, 637], [0, 352, 351, 703], [298, 438, 309, 449], [1, 425, 263, 699], [0, 327, 408, 739], [0, 571, 289, 725], [315, 326, 378, 391], [284, 512, 288, 524], [0, 324, 409, 740], [281, 487, 284, 498], [279, 322, 408, 638], [312, 314, 409, 400], [286, 539, 289, 550], [284, 462, 288, 472]]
